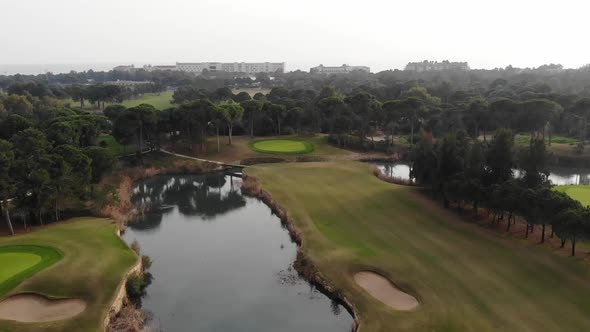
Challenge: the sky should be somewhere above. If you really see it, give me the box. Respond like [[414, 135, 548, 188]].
[[0, 0, 589, 74]]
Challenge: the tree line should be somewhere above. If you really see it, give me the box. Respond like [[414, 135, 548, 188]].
[[411, 128, 589, 256], [0, 94, 115, 235]]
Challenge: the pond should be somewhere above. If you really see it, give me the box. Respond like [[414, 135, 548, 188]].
[[123, 172, 353, 332], [371, 162, 590, 186]]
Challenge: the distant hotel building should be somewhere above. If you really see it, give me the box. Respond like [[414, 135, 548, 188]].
[[405, 60, 470, 72], [175, 62, 285, 74], [143, 64, 177, 72], [310, 64, 370, 74]]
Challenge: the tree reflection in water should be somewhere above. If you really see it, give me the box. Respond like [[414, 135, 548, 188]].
[[129, 173, 246, 230]]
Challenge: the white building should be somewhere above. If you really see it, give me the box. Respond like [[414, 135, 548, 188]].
[[310, 64, 370, 74], [175, 62, 285, 75]]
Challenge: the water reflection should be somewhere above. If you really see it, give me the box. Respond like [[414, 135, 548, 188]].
[[372, 162, 590, 186], [124, 173, 352, 332]]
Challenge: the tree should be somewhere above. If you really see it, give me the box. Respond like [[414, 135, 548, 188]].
[[463, 97, 490, 140], [241, 99, 264, 137], [11, 129, 52, 224], [218, 101, 244, 145], [519, 137, 549, 188], [401, 97, 424, 146], [0, 140, 15, 235], [84, 147, 115, 183], [267, 104, 287, 136], [345, 92, 382, 146], [2, 95, 33, 117], [520, 99, 562, 141], [178, 99, 216, 152], [382, 100, 405, 145], [486, 128, 514, 185], [113, 104, 158, 162]]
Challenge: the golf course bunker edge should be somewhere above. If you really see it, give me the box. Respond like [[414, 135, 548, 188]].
[[354, 271, 419, 311], [0, 293, 86, 322]]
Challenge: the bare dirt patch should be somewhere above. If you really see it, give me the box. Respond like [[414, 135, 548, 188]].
[[0, 294, 86, 322], [354, 272, 419, 311]]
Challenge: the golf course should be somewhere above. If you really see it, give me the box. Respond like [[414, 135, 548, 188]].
[[247, 162, 590, 331], [201, 135, 353, 162], [0, 218, 136, 332]]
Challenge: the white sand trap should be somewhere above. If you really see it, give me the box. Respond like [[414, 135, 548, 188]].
[[0, 294, 86, 322], [354, 271, 419, 311]]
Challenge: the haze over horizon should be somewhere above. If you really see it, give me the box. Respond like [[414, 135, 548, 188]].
[[1, 0, 589, 74]]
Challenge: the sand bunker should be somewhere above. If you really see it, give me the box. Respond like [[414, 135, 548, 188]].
[[354, 271, 419, 311], [0, 294, 86, 322]]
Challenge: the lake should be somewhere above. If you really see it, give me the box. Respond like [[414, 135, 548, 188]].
[[123, 172, 353, 332], [371, 162, 590, 186]]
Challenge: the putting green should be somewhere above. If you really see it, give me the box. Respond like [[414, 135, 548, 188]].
[[249, 139, 314, 154], [0, 245, 62, 298]]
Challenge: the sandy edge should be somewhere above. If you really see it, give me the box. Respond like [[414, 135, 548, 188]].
[[354, 272, 419, 311], [0, 294, 86, 323]]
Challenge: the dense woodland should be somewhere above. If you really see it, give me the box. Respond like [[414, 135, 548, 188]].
[[2, 65, 590, 252]]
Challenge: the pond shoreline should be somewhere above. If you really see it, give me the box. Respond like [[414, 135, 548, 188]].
[[241, 174, 361, 332]]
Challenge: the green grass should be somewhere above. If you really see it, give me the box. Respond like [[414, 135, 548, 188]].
[[0, 245, 62, 298], [98, 134, 134, 156], [514, 134, 578, 145], [120, 90, 174, 110], [555, 186, 590, 206], [249, 139, 314, 155], [248, 162, 590, 331], [0, 218, 136, 332]]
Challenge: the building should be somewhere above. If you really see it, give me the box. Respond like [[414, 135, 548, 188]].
[[143, 64, 177, 72], [310, 64, 370, 74], [405, 60, 470, 72], [175, 62, 285, 75]]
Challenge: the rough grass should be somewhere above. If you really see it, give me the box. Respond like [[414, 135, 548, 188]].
[[249, 139, 314, 155], [555, 185, 590, 207], [0, 218, 136, 332], [67, 90, 174, 111], [0, 245, 62, 297], [247, 162, 590, 331], [98, 134, 134, 157]]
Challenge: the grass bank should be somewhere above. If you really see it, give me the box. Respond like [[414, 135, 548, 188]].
[[0, 218, 136, 332], [247, 162, 590, 331], [96, 151, 221, 224]]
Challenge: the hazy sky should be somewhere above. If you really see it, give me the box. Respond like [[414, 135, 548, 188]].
[[1, 0, 589, 72]]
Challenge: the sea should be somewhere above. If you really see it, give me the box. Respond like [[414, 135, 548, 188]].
[[0, 63, 137, 76]]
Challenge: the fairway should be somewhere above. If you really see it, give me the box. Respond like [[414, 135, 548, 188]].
[[249, 139, 314, 154], [0, 218, 136, 332], [555, 185, 590, 206], [0, 246, 61, 297], [120, 90, 174, 110], [248, 162, 590, 331]]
